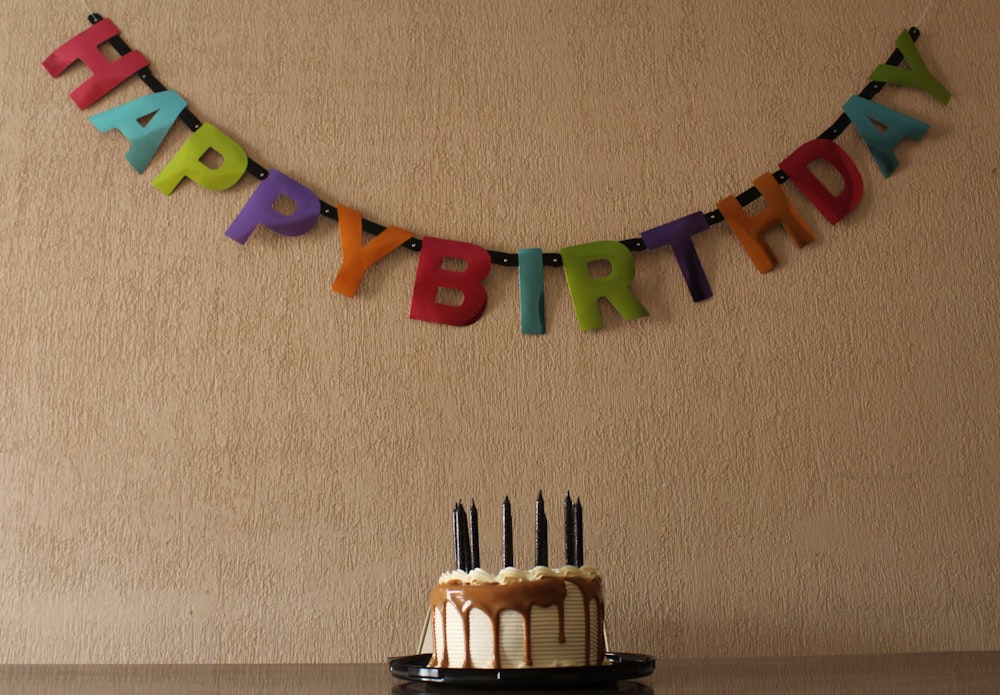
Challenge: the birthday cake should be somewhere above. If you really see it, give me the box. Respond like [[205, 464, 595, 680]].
[[428, 565, 606, 669], [426, 493, 607, 669]]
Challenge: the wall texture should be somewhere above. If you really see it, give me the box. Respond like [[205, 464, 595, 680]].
[[1, 0, 997, 663]]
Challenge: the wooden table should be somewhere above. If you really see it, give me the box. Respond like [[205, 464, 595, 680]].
[[1, 652, 997, 694]]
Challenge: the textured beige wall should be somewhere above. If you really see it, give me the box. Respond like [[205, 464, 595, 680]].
[[2, 0, 998, 663]]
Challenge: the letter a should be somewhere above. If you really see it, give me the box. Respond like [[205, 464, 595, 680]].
[[89, 90, 188, 173], [843, 96, 929, 178]]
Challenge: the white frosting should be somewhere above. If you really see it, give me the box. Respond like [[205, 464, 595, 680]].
[[437, 564, 601, 585]]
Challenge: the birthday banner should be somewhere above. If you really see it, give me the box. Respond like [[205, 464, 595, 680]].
[[43, 17, 951, 333]]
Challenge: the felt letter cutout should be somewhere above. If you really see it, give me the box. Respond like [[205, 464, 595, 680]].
[[842, 96, 929, 178], [42, 18, 149, 109], [88, 90, 188, 173], [780, 139, 864, 225], [717, 173, 815, 273], [409, 237, 491, 326], [332, 206, 414, 297], [869, 30, 951, 104], [152, 123, 248, 195], [224, 169, 320, 244], [517, 248, 545, 334], [560, 241, 649, 331], [640, 212, 712, 302]]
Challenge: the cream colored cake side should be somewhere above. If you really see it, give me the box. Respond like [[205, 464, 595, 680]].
[[428, 566, 606, 669]]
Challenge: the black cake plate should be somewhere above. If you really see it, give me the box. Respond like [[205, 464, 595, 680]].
[[388, 652, 655, 690]]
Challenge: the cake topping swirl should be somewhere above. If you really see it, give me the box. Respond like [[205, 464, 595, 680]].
[[438, 564, 600, 585]]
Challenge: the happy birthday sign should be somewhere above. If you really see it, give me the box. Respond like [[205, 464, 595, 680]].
[[43, 17, 951, 333]]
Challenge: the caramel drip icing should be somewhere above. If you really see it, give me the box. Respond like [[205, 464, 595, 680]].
[[522, 603, 532, 666], [427, 605, 444, 667], [429, 574, 604, 668], [565, 575, 604, 666]]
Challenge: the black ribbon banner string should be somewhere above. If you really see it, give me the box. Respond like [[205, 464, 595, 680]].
[[84, 12, 919, 269]]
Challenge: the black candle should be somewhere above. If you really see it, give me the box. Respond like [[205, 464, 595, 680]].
[[564, 491, 575, 567], [469, 497, 480, 570], [535, 491, 548, 567], [452, 503, 461, 570], [457, 501, 471, 572], [502, 496, 514, 569], [574, 497, 584, 567]]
